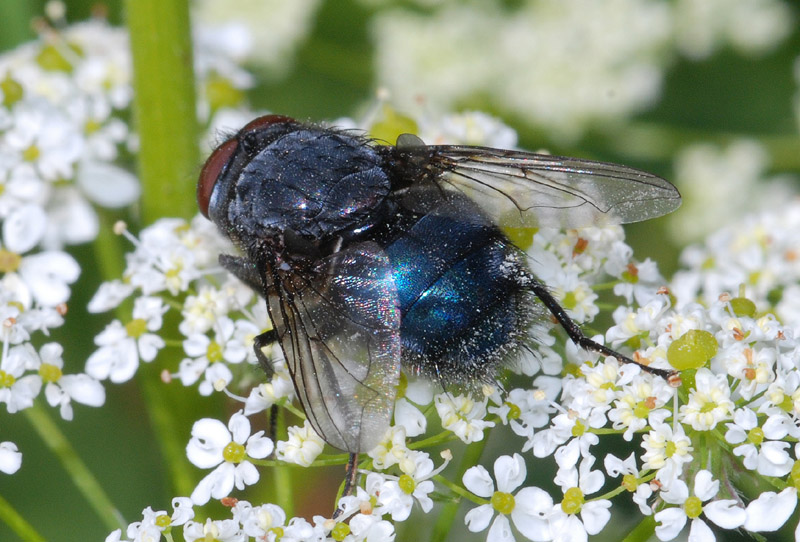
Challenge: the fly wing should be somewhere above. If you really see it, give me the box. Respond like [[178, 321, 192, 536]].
[[265, 242, 401, 453], [392, 136, 681, 230]]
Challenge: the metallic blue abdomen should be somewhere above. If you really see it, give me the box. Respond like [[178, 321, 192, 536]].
[[381, 197, 530, 379]]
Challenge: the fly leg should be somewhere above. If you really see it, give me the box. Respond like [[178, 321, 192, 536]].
[[332, 453, 360, 519], [528, 279, 677, 381]]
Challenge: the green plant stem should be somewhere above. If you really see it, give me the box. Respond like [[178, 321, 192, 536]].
[[125, 0, 199, 222], [124, 0, 202, 500], [23, 403, 125, 532], [0, 492, 46, 542]]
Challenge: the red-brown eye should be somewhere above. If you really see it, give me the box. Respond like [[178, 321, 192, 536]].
[[197, 138, 238, 218], [241, 114, 296, 134]]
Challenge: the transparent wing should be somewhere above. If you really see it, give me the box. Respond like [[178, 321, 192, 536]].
[[265, 242, 401, 453], [393, 136, 681, 229]]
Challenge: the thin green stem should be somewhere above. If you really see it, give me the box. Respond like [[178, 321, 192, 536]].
[[431, 440, 488, 542], [0, 492, 46, 542], [23, 403, 125, 532], [271, 409, 294, 518], [125, 0, 199, 222], [433, 474, 486, 506]]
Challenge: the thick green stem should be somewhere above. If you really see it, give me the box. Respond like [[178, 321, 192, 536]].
[[123, 0, 201, 500], [125, 0, 199, 222], [24, 404, 125, 532]]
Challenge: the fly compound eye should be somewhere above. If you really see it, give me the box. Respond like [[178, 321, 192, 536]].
[[197, 137, 238, 218]]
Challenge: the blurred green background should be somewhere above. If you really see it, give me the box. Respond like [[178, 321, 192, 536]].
[[1, 0, 799, 541]]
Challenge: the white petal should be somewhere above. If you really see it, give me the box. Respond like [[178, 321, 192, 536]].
[[687, 518, 714, 542], [186, 418, 229, 468], [654, 508, 687, 541], [692, 470, 718, 501], [463, 465, 494, 497], [511, 487, 552, 542], [744, 487, 797, 532], [228, 411, 251, 444], [77, 161, 141, 207], [703, 500, 746, 529], [60, 374, 105, 406], [0, 442, 22, 474], [246, 432, 274, 459], [464, 504, 494, 532], [394, 398, 427, 437], [494, 454, 526, 493], [3, 204, 46, 253], [580, 500, 611, 535], [234, 461, 259, 489], [487, 515, 513, 542]]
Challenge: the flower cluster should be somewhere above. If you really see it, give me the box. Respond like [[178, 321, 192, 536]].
[[0, 9, 257, 482], [369, 0, 793, 140]]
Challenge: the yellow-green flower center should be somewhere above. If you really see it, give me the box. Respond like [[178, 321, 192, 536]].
[[561, 291, 577, 310], [0, 370, 15, 388], [39, 363, 62, 383], [154, 514, 171, 529], [491, 491, 515, 515], [633, 400, 651, 419], [207, 341, 223, 363], [684, 496, 703, 519], [561, 487, 584, 515], [222, 441, 246, 463], [398, 474, 416, 495], [125, 318, 148, 338], [331, 522, 350, 542], [665, 441, 677, 458], [621, 474, 639, 492], [1, 74, 23, 107], [571, 419, 586, 437], [746, 426, 764, 446], [505, 401, 521, 420], [22, 145, 40, 162], [0, 249, 22, 273]]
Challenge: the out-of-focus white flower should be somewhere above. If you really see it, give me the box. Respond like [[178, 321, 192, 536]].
[[435, 393, 494, 444], [275, 420, 324, 467], [0, 441, 22, 474]]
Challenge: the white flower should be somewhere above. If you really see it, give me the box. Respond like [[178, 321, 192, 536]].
[[724, 407, 793, 477], [186, 411, 273, 505], [85, 296, 167, 383], [375, 451, 448, 521], [654, 470, 746, 541], [463, 453, 552, 542], [679, 368, 734, 431], [641, 422, 693, 488], [435, 393, 494, 443], [0, 343, 42, 413], [232, 501, 286, 539], [183, 517, 243, 542], [0, 441, 22, 474], [38, 342, 105, 420], [275, 420, 324, 467], [603, 453, 653, 515], [548, 457, 611, 542]]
